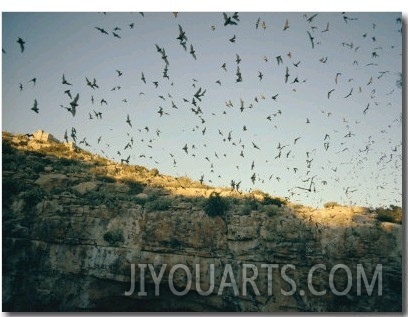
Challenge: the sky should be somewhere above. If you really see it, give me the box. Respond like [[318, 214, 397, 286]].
[[1, 9, 403, 208]]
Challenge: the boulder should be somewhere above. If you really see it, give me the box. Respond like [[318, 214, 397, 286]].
[[35, 173, 69, 192], [72, 181, 98, 195]]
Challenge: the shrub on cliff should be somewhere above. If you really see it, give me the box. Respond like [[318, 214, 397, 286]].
[[22, 185, 45, 213], [103, 229, 124, 246], [29, 159, 46, 173], [97, 175, 116, 183], [262, 194, 287, 207], [149, 168, 159, 177], [122, 179, 144, 195], [238, 201, 253, 215], [375, 205, 402, 224], [145, 196, 172, 211], [324, 201, 340, 209], [261, 204, 281, 217], [204, 192, 229, 218]]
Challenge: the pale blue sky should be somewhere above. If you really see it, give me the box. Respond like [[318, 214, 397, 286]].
[[2, 12, 402, 208]]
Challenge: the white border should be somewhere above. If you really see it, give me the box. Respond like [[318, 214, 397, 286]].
[[0, 0, 407, 12]]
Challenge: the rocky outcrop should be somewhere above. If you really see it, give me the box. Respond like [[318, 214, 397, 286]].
[[2, 132, 402, 312]]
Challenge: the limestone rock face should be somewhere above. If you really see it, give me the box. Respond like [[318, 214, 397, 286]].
[[2, 132, 402, 312], [3, 196, 402, 312]]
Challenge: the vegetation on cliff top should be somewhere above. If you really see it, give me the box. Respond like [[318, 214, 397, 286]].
[[2, 131, 402, 224]]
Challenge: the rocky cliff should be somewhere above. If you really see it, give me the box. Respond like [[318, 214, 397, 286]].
[[2, 132, 402, 312]]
